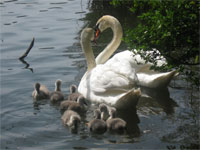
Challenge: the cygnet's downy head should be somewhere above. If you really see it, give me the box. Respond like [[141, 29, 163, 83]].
[[77, 95, 87, 106], [99, 103, 109, 113], [70, 84, 77, 94], [99, 103, 109, 121], [35, 83, 41, 93], [109, 107, 117, 118], [55, 79, 62, 91], [81, 28, 95, 43]]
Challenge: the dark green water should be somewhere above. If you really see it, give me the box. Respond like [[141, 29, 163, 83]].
[[1, 0, 199, 150]]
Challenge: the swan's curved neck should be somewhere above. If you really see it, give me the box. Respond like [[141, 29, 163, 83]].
[[96, 20, 123, 64], [81, 36, 96, 72]]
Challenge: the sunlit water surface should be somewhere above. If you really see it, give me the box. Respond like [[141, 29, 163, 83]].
[[1, 0, 199, 150]]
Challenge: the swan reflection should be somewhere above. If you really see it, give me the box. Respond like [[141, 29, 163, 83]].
[[138, 87, 178, 115], [114, 86, 178, 136]]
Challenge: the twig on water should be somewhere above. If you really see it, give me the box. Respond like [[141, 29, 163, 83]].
[[19, 37, 35, 60], [19, 58, 34, 73]]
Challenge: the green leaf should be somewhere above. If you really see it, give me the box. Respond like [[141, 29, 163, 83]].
[[195, 55, 199, 64]]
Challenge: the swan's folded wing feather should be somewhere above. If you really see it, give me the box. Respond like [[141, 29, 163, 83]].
[[89, 66, 133, 94], [103, 52, 138, 83], [137, 70, 177, 88]]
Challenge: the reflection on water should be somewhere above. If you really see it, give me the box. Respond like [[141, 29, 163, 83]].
[[1, 0, 199, 149], [117, 108, 140, 136], [139, 87, 178, 115], [19, 58, 33, 73]]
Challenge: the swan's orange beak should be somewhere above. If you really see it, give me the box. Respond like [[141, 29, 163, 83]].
[[92, 28, 100, 44], [92, 24, 101, 44], [95, 29, 100, 39]]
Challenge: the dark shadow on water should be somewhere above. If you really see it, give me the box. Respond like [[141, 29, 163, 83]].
[[116, 107, 140, 137], [73, 146, 88, 150], [138, 87, 178, 115], [114, 87, 178, 137]]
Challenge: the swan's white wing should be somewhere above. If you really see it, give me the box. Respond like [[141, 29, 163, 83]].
[[104, 50, 138, 82], [78, 61, 139, 105], [103, 50, 177, 88], [89, 66, 133, 94], [137, 70, 178, 88], [106, 50, 149, 73]]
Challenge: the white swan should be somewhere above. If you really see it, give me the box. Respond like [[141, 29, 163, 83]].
[[78, 28, 141, 109], [94, 15, 178, 88]]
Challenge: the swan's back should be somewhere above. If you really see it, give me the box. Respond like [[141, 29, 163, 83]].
[[105, 50, 138, 83], [106, 50, 178, 88]]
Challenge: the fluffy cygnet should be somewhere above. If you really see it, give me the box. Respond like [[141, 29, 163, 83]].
[[32, 82, 50, 100], [61, 110, 81, 133], [87, 109, 107, 134], [106, 107, 127, 134], [99, 103, 110, 121], [60, 95, 87, 115], [50, 79, 64, 103], [68, 84, 82, 101]]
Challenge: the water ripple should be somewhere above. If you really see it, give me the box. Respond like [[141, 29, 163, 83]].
[[48, 7, 63, 10], [4, 0, 18, 3], [50, 2, 68, 5], [16, 15, 27, 18], [39, 47, 55, 50]]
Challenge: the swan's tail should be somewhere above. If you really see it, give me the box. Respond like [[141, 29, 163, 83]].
[[155, 70, 178, 88], [115, 88, 141, 110], [138, 70, 179, 88]]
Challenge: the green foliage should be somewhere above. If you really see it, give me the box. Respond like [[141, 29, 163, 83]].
[[111, 0, 199, 87]]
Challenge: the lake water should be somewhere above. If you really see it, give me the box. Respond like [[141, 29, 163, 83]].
[[0, 0, 199, 150]]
